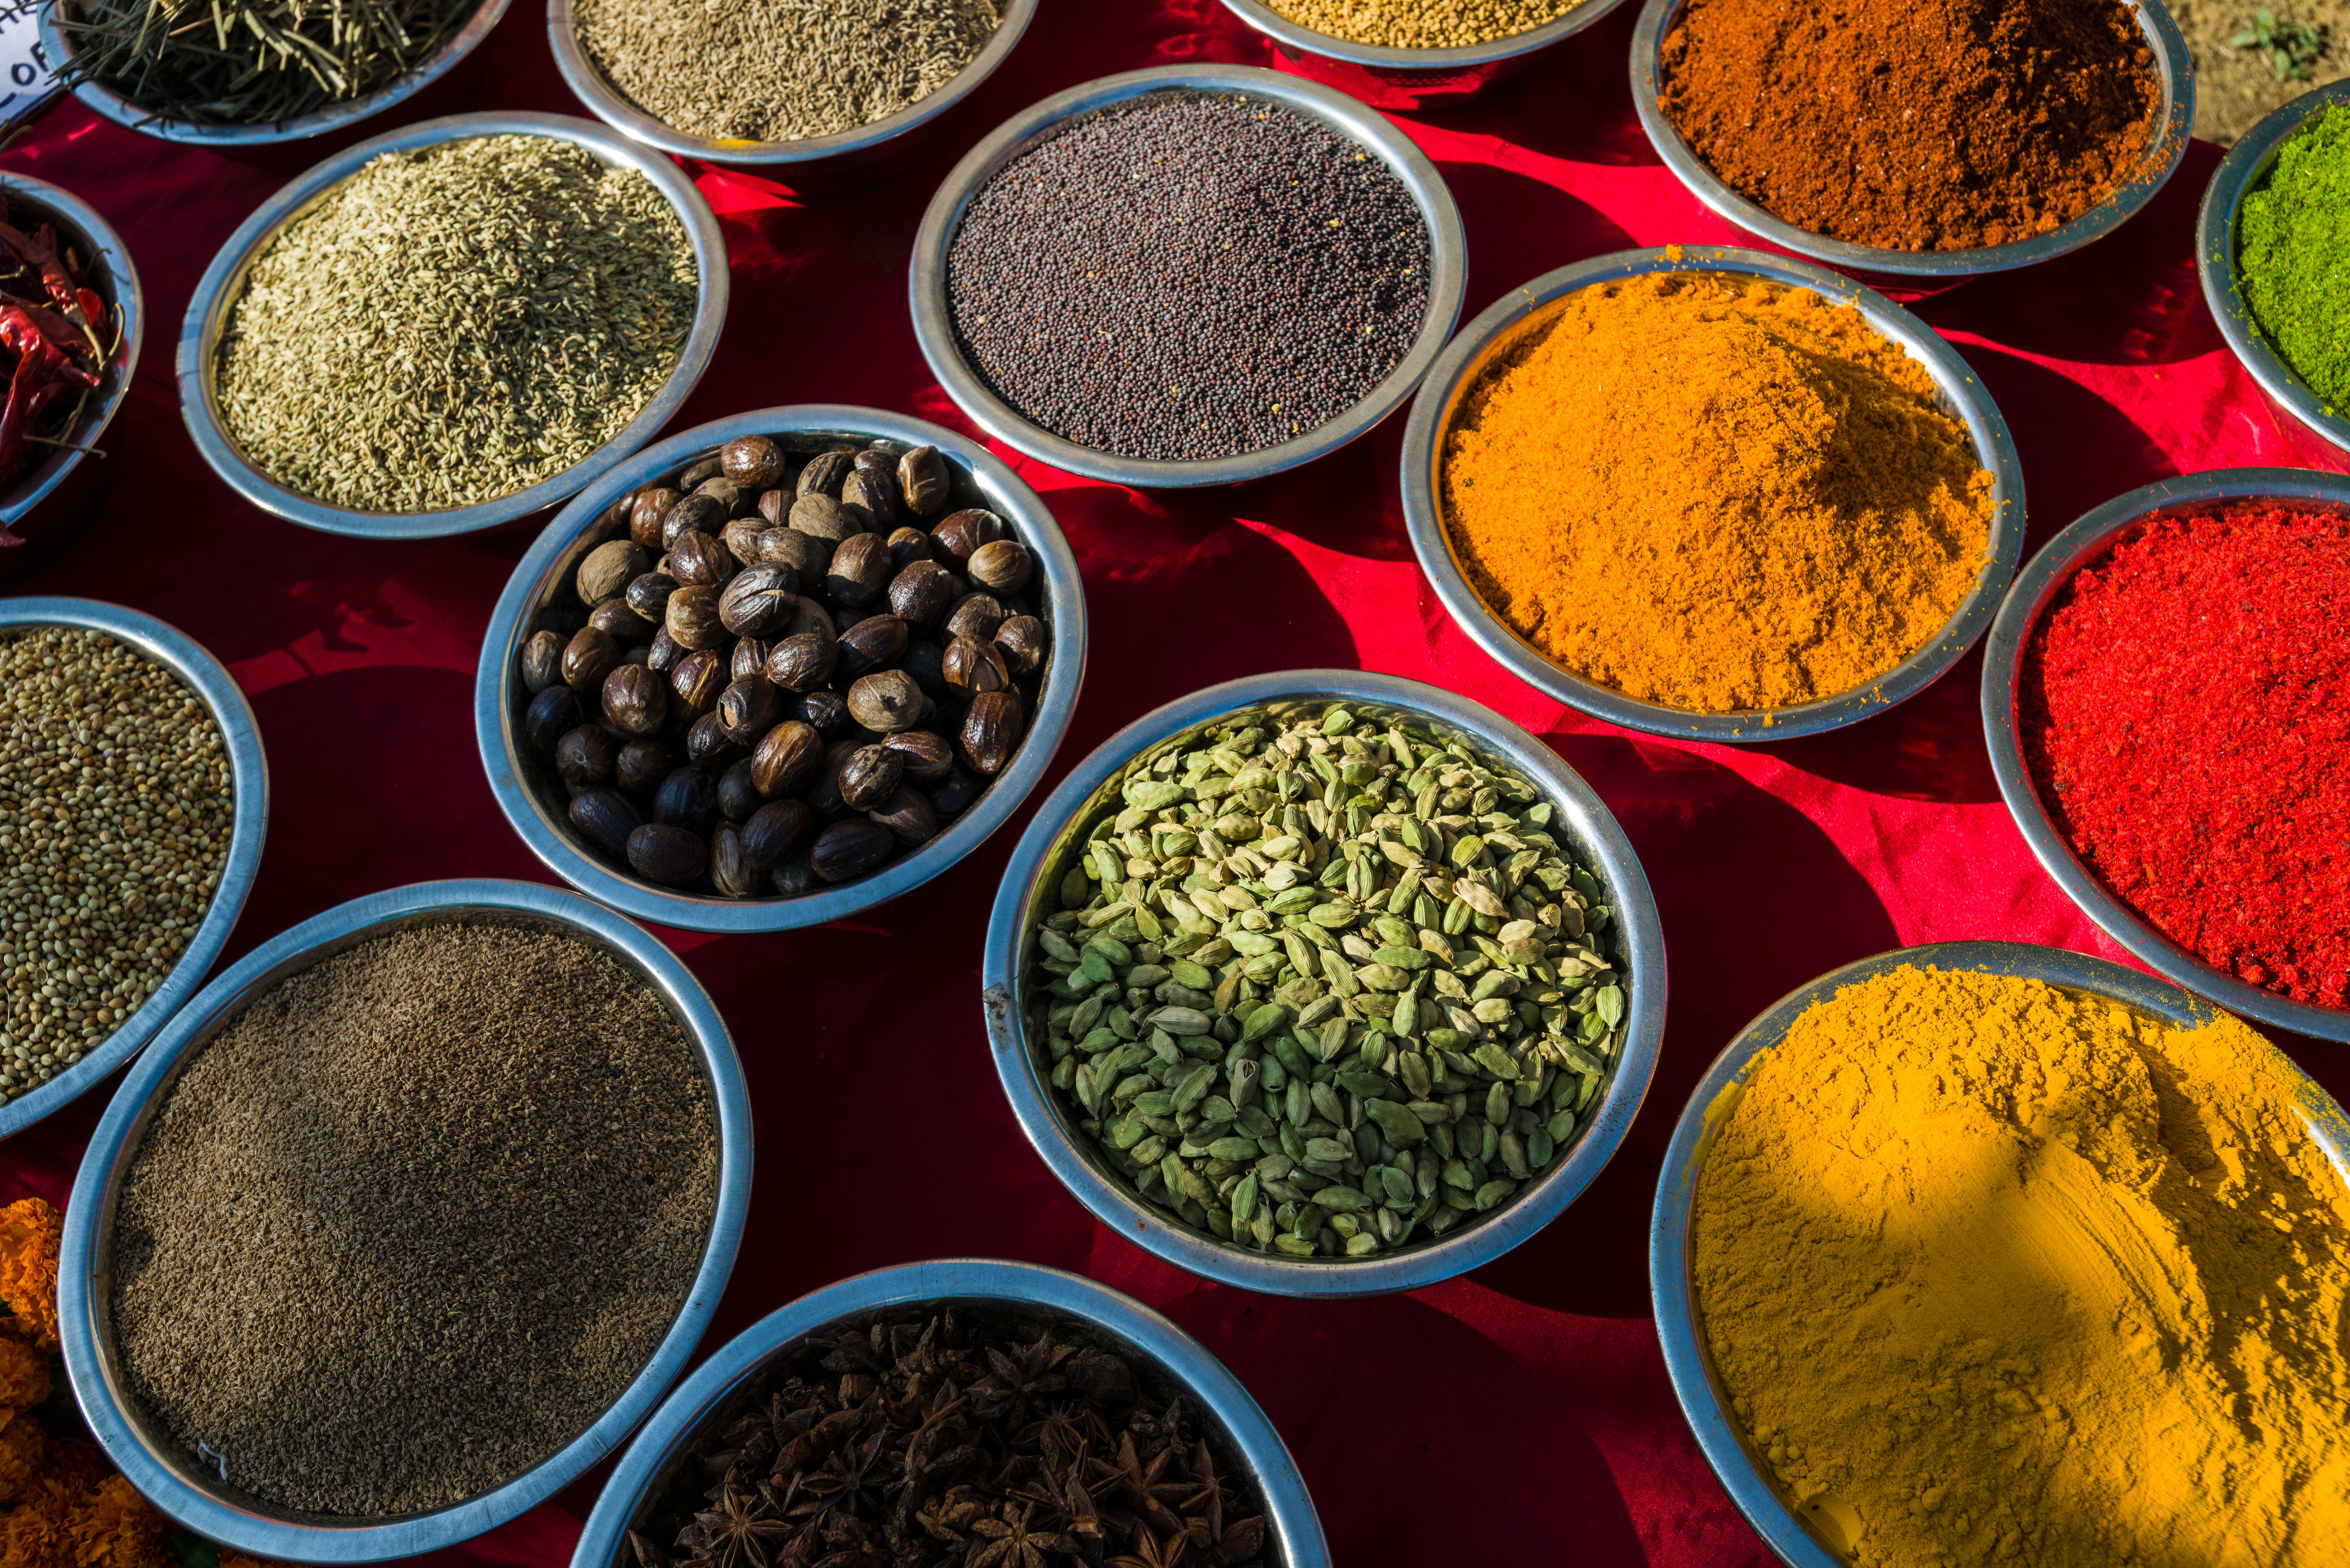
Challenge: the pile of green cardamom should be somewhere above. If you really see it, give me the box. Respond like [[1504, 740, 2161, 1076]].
[[1024, 700, 1626, 1260]]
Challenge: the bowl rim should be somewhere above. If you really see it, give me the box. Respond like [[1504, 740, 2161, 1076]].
[[1397, 245, 2026, 742], [56, 876, 754, 1562], [908, 63, 1469, 490], [0, 174, 144, 528], [1979, 465, 2350, 1042], [979, 668, 1669, 1297], [548, 0, 1039, 165], [1215, 0, 1635, 70], [1627, 0, 2195, 277], [174, 110, 729, 539], [567, 1258, 1333, 1568], [475, 403, 1089, 935], [2194, 77, 2350, 459], [39, 0, 513, 146], [0, 598, 267, 1140], [1648, 938, 2350, 1567]]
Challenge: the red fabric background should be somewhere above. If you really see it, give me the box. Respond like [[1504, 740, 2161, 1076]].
[[3, 3, 2347, 1564]]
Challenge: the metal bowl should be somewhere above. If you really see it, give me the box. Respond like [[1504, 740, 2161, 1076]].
[[476, 405, 1086, 935], [1629, 0, 2193, 285], [981, 669, 1667, 1298], [1216, 0, 1634, 112], [1399, 246, 2025, 743], [39, 0, 511, 146], [1981, 467, 2350, 1042], [0, 598, 266, 1140], [549, 0, 1036, 186], [2196, 78, 2350, 461], [0, 174, 143, 568], [909, 65, 1468, 490], [56, 877, 753, 1563], [177, 111, 728, 539], [571, 1258, 1330, 1568], [1650, 939, 2350, 1567]]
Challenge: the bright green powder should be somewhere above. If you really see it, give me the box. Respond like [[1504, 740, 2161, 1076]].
[[2238, 104, 2350, 414]]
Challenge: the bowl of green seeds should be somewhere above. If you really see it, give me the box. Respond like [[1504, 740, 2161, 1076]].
[[980, 670, 1667, 1298], [176, 111, 728, 539]]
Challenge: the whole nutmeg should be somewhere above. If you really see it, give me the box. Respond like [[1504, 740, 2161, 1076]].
[[655, 766, 721, 835], [717, 760, 763, 823], [783, 593, 836, 641], [681, 455, 725, 489], [929, 767, 984, 819], [967, 538, 1035, 596], [885, 527, 935, 573], [616, 738, 675, 796], [721, 516, 768, 567], [888, 559, 959, 627], [765, 631, 838, 693], [853, 447, 898, 476], [838, 744, 904, 811], [881, 728, 956, 785], [577, 538, 650, 607], [899, 446, 950, 516], [797, 688, 851, 737], [809, 738, 865, 817], [730, 638, 773, 685], [869, 784, 940, 846], [840, 468, 899, 532], [665, 585, 728, 651], [688, 710, 749, 769], [751, 719, 825, 798], [619, 644, 653, 670], [961, 690, 1025, 773], [671, 648, 727, 719], [826, 532, 894, 607], [647, 628, 686, 675], [717, 674, 784, 745], [836, 615, 909, 682], [721, 434, 785, 490], [563, 626, 624, 694], [630, 486, 682, 549], [669, 530, 737, 589], [662, 491, 727, 549], [790, 493, 855, 543], [941, 635, 1010, 697], [603, 663, 669, 737], [771, 854, 822, 896], [524, 685, 584, 756], [569, 787, 641, 857], [757, 488, 791, 527], [695, 476, 747, 517], [943, 592, 1008, 644], [742, 798, 814, 870], [627, 823, 706, 887], [521, 630, 565, 694], [556, 725, 618, 789], [626, 571, 680, 624], [931, 507, 1008, 561], [846, 670, 924, 734], [796, 450, 855, 499], [709, 822, 761, 897], [900, 640, 948, 701], [757, 527, 830, 579], [720, 564, 798, 637], [995, 615, 1047, 678], [810, 819, 898, 883], [590, 600, 653, 641]]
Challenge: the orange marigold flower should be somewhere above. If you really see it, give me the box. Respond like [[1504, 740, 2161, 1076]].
[[217, 1554, 284, 1568], [2, 1470, 83, 1568], [0, 1411, 45, 1505], [0, 1200, 62, 1354], [0, 1335, 51, 1412], [65, 1475, 170, 1568]]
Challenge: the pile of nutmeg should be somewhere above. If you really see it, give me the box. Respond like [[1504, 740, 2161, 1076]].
[[513, 432, 1050, 897]]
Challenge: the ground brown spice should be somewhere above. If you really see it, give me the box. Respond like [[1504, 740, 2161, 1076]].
[[109, 922, 718, 1517]]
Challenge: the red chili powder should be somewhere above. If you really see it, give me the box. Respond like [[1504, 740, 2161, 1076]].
[[2021, 505, 2350, 1009]]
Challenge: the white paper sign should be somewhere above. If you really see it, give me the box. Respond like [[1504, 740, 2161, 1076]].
[[0, 0, 57, 129]]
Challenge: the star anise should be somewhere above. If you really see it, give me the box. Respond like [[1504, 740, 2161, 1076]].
[[689, 1481, 793, 1568], [1105, 1526, 1186, 1568], [967, 1503, 1083, 1568]]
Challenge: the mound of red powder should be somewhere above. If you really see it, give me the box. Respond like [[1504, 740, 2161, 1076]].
[[2022, 504, 2350, 1010]]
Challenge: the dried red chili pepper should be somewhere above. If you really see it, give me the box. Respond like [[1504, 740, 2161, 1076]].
[[2021, 504, 2350, 1009]]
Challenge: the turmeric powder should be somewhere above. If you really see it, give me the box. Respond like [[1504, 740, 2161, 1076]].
[[1692, 965, 2350, 1567], [1441, 272, 1994, 713]]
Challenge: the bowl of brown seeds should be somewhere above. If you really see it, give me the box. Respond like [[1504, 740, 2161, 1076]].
[[0, 598, 267, 1140], [567, 1259, 1330, 1568], [58, 877, 752, 1561]]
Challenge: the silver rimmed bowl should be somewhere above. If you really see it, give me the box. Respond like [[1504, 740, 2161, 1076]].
[[981, 670, 1667, 1298], [57, 878, 753, 1563], [0, 598, 266, 1139], [477, 405, 1086, 935], [1982, 467, 2350, 1042], [177, 111, 728, 540], [1399, 246, 2025, 743], [0, 174, 142, 567], [39, 0, 511, 146], [1216, 0, 1634, 111], [571, 1259, 1331, 1568], [909, 64, 1468, 490], [1629, 0, 2193, 284], [2197, 78, 2350, 461], [550, 0, 1036, 186], [1650, 939, 2350, 1566]]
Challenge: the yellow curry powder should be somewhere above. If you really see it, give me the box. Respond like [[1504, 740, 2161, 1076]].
[[1692, 966, 2350, 1568], [1440, 273, 1994, 712]]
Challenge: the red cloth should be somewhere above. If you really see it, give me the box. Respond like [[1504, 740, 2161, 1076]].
[[4, 3, 2347, 1565]]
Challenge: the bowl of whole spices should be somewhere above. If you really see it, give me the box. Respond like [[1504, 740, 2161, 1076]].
[[570, 1259, 1330, 1568], [983, 671, 1666, 1298], [478, 405, 1084, 935], [550, 0, 1037, 187], [910, 65, 1467, 488], [58, 878, 751, 1560], [1652, 942, 2350, 1567], [2198, 81, 2350, 461], [0, 598, 266, 1140], [1630, 0, 2192, 281], [1400, 247, 2025, 743], [179, 112, 725, 540], [1982, 468, 2350, 1043], [1214, 0, 1632, 112]]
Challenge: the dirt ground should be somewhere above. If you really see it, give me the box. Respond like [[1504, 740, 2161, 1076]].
[[2170, 0, 2349, 142]]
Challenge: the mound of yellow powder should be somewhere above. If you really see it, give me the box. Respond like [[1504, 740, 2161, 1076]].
[[1692, 965, 2350, 1568]]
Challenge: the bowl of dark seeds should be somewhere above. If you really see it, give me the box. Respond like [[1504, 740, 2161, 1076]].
[[909, 64, 1468, 488], [178, 111, 727, 539], [58, 878, 752, 1561], [477, 405, 1085, 935], [569, 1259, 1330, 1568], [982, 671, 1668, 1298]]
